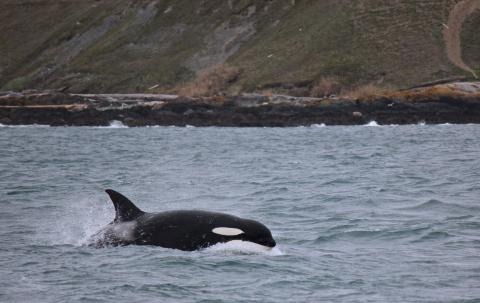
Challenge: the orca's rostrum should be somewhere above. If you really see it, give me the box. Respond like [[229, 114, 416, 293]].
[[89, 189, 277, 251]]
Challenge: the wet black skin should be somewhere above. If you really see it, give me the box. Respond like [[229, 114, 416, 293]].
[[90, 189, 276, 251]]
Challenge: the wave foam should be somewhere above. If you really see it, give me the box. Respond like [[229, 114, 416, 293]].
[[92, 120, 129, 129], [365, 121, 379, 126], [0, 123, 50, 128], [108, 120, 128, 128]]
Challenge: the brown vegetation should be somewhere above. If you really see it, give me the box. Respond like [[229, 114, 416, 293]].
[[260, 89, 274, 97], [310, 77, 342, 97], [340, 84, 392, 100], [310, 79, 395, 100], [390, 85, 466, 101], [178, 64, 241, 97]]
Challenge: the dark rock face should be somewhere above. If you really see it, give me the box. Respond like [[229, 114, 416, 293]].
[[1, 88, 480, 127]]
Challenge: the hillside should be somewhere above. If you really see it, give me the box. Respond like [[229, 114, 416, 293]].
[[0, 0, 479, 94]]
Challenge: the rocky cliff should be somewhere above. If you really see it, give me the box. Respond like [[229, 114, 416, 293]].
[[1, 0, 479, 94]]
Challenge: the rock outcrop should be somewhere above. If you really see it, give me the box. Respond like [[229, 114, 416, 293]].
[[1, 83, 479, 126]]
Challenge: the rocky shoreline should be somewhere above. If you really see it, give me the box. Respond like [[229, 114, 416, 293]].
[[1, 82, 479, 127]]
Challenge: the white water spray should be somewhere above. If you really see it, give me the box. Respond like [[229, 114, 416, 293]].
[[49, 195, 113, 246]]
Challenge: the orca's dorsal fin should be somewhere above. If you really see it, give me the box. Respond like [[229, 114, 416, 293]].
[[105, 189, 144, 222]]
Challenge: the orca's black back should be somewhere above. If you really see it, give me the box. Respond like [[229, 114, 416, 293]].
[[133, 210, 248, 251]]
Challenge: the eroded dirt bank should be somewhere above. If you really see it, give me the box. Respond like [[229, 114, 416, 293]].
[[444, 0, 480, 78]]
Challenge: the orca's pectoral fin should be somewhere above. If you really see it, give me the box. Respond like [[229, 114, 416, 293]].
[[105, 189, 144, 222]]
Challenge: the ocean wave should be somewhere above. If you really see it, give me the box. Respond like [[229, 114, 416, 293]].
[[91, 120, 129, 129], [365, 121, 379, 126], [412, 231, 452, 242], [315, 225, 437, 243], [315, 230, 383, 243], [0, 123, 50, 128], [398, 199, 478, 213], [107, 120, 129, 128]]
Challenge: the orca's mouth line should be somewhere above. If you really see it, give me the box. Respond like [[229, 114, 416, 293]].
[[204, 240, 283, 256], [223, 240, 274, 251]]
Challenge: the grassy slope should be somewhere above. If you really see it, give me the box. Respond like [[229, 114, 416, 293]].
[[0, 0, 478, 93]]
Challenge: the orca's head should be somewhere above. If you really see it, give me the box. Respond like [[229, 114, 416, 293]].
[[211, 218, 276, 249]]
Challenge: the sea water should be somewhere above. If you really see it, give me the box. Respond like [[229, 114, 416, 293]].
[[1, 124, 479, 302]]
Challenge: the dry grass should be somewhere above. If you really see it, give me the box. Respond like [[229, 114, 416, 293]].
[[310, 77, 342, 97], [390, 85, 466, 101], [260, 89, 274, 97], [178, 64, 241, 97], [340, 84, 392, 100], [420, 85, 460, 96]]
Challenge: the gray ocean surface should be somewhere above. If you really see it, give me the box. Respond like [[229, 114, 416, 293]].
[[1, 124, 479, 303]]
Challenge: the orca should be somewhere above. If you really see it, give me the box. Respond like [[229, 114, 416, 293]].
[[89, 189, 276, 251]]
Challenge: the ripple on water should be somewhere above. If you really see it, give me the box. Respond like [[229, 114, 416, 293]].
[[1, 125, 480, 302], [398, 199, 479, 214], [412, 231, 453, 243]]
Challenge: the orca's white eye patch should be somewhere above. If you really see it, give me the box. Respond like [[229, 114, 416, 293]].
[[212, 227, 244, 236]]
